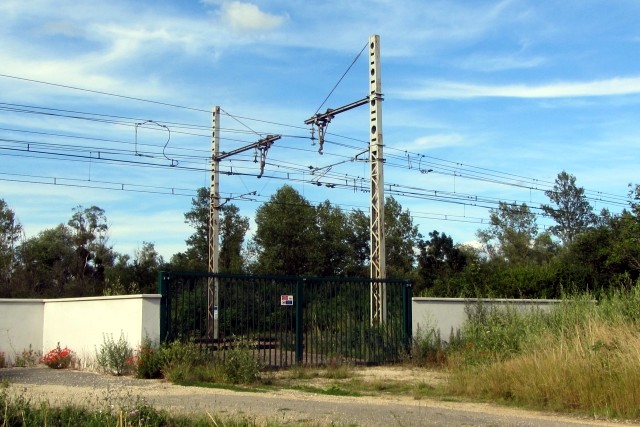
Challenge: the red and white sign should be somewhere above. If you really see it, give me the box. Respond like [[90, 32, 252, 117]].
[[280, 295, 294, 306]]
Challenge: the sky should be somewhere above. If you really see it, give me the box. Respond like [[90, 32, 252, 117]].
[[1, 0, 639, 260]]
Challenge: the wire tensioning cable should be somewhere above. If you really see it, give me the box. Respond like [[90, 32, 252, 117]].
[[314, 41, 369, 115]]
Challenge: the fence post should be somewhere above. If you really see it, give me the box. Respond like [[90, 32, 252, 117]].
[[157, 271, 166, 343], [402, 281, 412, 353], [295, 278, 304, 364]]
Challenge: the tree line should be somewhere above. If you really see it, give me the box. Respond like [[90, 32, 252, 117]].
[[1, 171, 639, 298]]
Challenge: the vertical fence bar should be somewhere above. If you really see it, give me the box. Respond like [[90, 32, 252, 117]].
[[403, 281, 412, 354], [157, 271, 168, 342], [295, 278, 304, 364]]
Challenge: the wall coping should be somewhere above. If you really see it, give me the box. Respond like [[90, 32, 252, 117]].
[[41, 294, 162, 303], [0, 299, 45, 303], [412, 297, 562, 304], [1, 294, 161, 304]]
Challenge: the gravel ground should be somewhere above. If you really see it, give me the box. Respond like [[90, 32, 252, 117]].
[[2, 367, 638, 427]]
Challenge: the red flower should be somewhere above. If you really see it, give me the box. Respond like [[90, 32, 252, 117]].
[[41, 343, 74, 369]]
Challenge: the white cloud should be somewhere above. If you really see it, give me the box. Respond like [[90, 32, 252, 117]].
[[394, 76, 640, 100], [217, 1, 286, 32]]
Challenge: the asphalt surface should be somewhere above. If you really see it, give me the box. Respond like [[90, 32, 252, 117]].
[[1, 367, 637, 427]]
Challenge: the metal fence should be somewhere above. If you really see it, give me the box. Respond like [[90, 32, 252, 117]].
[[157, 271, 412, 367]]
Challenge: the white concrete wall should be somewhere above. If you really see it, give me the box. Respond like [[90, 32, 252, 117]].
[[412, 298, 561, 342], [0, 295, 161, 368], [0, 299, 44, 365]]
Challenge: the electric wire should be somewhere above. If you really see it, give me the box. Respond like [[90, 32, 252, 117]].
[[0, 74, 212, 114], [0, 77, 630, 208], [0, 76, 631, 225]]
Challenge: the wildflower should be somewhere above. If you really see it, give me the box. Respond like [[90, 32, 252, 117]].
[[41, 343, 74, 369]]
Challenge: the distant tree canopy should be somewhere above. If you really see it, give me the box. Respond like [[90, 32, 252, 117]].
[[1, 172, 639, 299]]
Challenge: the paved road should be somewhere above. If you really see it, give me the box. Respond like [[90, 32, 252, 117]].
[[1, 367, 636, 427]]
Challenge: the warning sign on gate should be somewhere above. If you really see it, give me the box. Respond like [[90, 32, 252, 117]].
[[280, 295, 294, 306]]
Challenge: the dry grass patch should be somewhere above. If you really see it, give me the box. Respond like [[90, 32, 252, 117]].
[[449, 320, 640, 419]]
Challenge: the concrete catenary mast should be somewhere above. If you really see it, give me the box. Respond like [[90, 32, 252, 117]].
[[305, 34, 386, 324], [208, 106, 280, 339]]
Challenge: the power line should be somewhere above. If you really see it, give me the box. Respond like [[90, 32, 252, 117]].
[[0, 74, 212, 114], [1, 75, 630, 218], [3, 97, 625, 206]]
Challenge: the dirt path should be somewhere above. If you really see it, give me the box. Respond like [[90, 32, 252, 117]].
[[1, 367, 637, 427]]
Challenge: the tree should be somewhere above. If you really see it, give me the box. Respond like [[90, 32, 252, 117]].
[[344, 209, 369, 277], [417, 230, 467, 295], [384, 196, 421, 279], [67, 205, 114, 292], [252, 185, 317, 275], [313, 201, 352, 277], [541, 171, 596, 245], [601, 185, 640, 281], [132, 242, 164, 292], [14, 224, 76, 297], [0, 199, 22, 290], [183, 187, 209, 270], [219, 204, 249, 273], [179, 188, 249, 273], [477, 202, 539, 264]]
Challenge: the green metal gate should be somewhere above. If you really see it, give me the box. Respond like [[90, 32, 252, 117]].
[[158, 271, 412, 367]]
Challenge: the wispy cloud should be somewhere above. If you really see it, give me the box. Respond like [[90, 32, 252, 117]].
[[402, 134, 466, 151], [456, 52, 547, 72], [394, 76, 640, 100]]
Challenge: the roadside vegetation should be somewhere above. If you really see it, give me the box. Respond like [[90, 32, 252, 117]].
[[411, 282, 640, 420], [2, 284, 640, 425], [0, 383, 287, 427], [93, 280, 640, 422]]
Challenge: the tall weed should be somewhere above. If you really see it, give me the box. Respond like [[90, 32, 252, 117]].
[[95, 333, 134, 376], [223, 340, 261, 384], [447, 281, 640, 419], [449, 321, 640, 418], [458, 302, 549, 365], [410, 326, 449, 367]]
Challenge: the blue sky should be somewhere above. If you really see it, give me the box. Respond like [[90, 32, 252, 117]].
[[1, 0, 639, 259]]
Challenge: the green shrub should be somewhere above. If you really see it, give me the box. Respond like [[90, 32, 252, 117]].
[[157, 340, 219, 383], [95, 333, 133, 376], [411, 326, 449, 367], [134, 338, 163, 379], [458, 302, 548, 365], [158, 339, 210, 369], [14, 345, 39, 368], [223, 341, 261, 384]]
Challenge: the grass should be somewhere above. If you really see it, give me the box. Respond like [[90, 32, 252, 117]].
[[173, 381, 269, 393], [291, 385, 362, 397], [0, 381, 362, 426], [0, 384, 258, 427], [443, 282, 640, 420]]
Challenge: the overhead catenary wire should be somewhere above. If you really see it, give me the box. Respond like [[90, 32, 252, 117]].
[[0, 74, 631, 237], [0, 77, 631, 206], [0, 171, 555, 230], [2, 99, 626, 205]]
